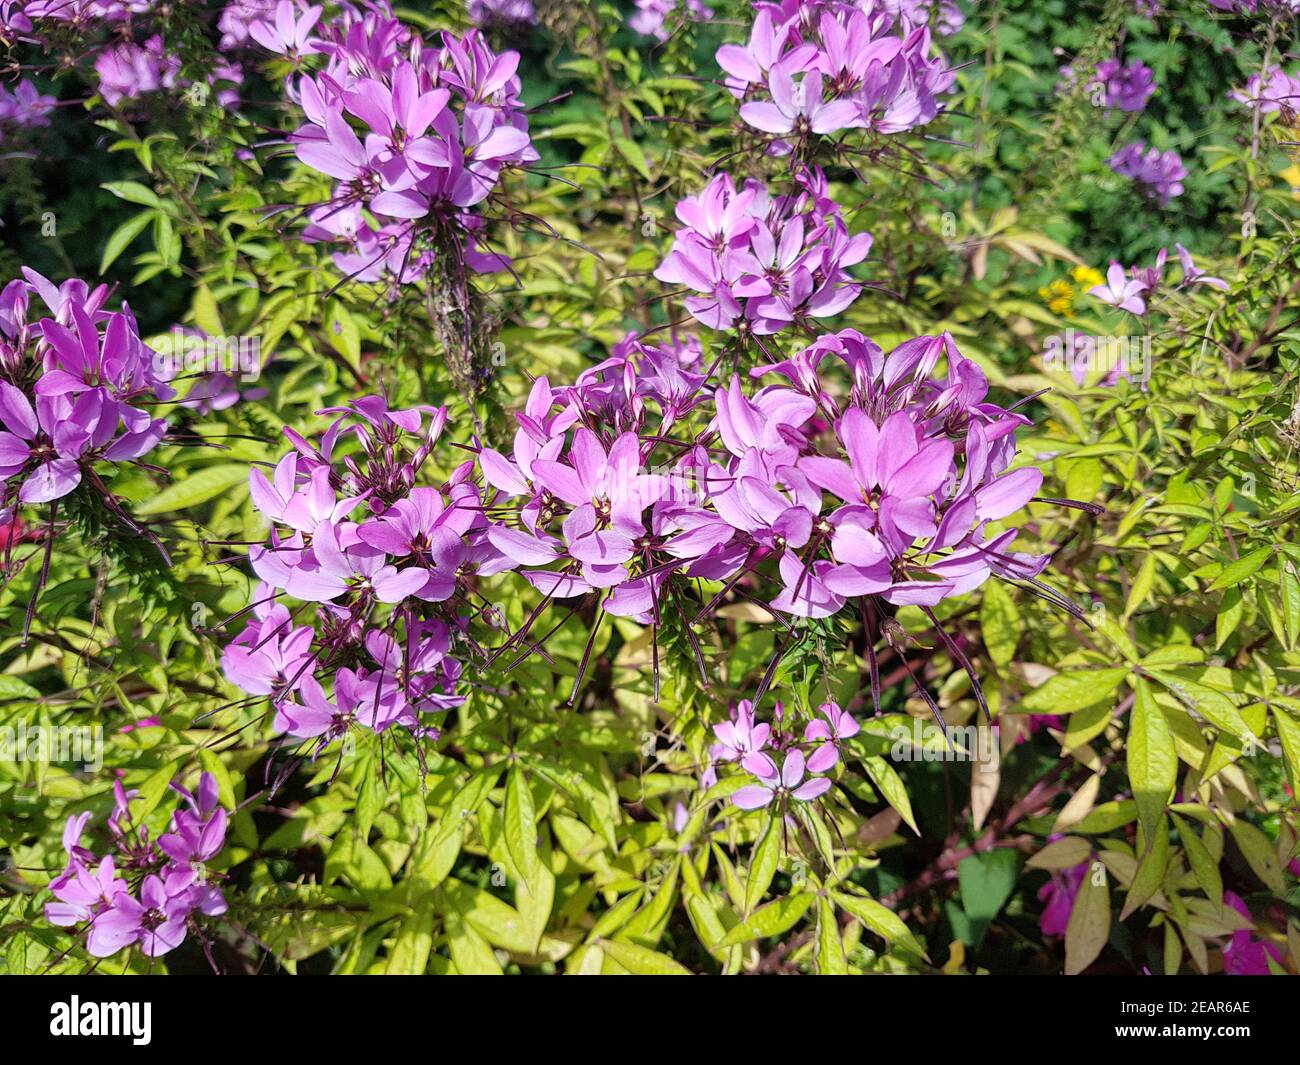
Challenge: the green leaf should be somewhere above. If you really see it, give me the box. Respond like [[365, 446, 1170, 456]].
[[1228, 819, 1286, 895], [718, 893, 814, 946], [599, 938, 690, 975], [504, 765, 540, 888], [862, 754, 918, 833], [445, 904, 503, 975], [1064, 861, 1110, 974], [744, 813, 781, 914], [1123, 554, 1157, 619], [132, 760, 181, 822], [955, 849, 1019, 948], [1208, 546, 1271, 591], [1215, 587, 1244, 649], [980, 579, 1021, 666], [1019, 667, 1129, 714], [135, 464, 250, 516], [1121, 818, 1169, 919], [193, 285, 225, 337], [1129, 678, 1176, 847], [613, 136, 653, 181], [1026, 835, 1093, 870], [832, 892, 927, 960], [385, 910, 434, 974], [1272, 706, 1300, 797], [99, 210, 155, 274], [1172, 813, 1222, 909], [102, 181, 163, 209], [815, 896, 848, 975], [0, 675, 41, 700]]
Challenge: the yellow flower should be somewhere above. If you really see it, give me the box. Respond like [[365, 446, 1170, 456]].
[[1038, 279, 1075, 316], [1071, 265, 1105, 289]]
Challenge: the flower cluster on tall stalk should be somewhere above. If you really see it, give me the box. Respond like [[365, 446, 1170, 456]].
[[220, 396, 470, 757], [0, 271, 175, 635], [281, 11, 535, 289]]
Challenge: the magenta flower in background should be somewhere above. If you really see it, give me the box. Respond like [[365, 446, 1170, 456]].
[[1232, 65, 1300, 113], [95, 35, 180, 107], [1038, 860, 1089, 936], [218, 0, 279, 50], [1221, 892, 1284, 975], [0, 78, 56, 129], [1095, 58, 1156, 112], [1108, 140, 1187, 206], [1175, 244, 1229, 290], [630, 0, 713, 42], [248, 1, 323, 58], [468, 0, 537, 25]]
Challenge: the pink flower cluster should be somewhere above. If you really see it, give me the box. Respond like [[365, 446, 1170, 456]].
[[475, 328, 1047, 626], [0, 271, 171, 509], [45, 774, 228, 959], [1107, 140, 1187, 206], [467, 0, 537, 26], [223, 396, 469, 747], [630, 0, 714, 42], [94, 33, 180, 105], [718, 0, 955, 141], [703, 699, 858, 809], [1095, 57, 1156, 113], [0, 78, 55, 140], [1231, 65, 1300, 115], [1089, 244, 1227, 315], [653, 167, 871, 333], [284, 11, 536, 284]]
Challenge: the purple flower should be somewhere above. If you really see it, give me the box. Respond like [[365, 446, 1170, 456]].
[[1095, 58, 1156, 112], [468, 0, 537, 26], [220, 602, 316, 695], [804, 700, 859, 771], [733, 749, 833, 810], [1089, 261, 1149, 315], [1221, 892, 1284, 975], [740, 68, 861, 136], [703, 699, 776, 787], [0, 78, 56, 129], [95, 35, 180, 107], [1232, 65, 1300, 115], [720, 3, 954, 139], [630, 0, 712, 42], [1038, 860, 1088, 937], [1108, 140, 1187, 206], [92, 871, 195, 958], [1175, 244, 1229, 290], [248, 1, 323, 58], [654, 168, 870, 333]]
